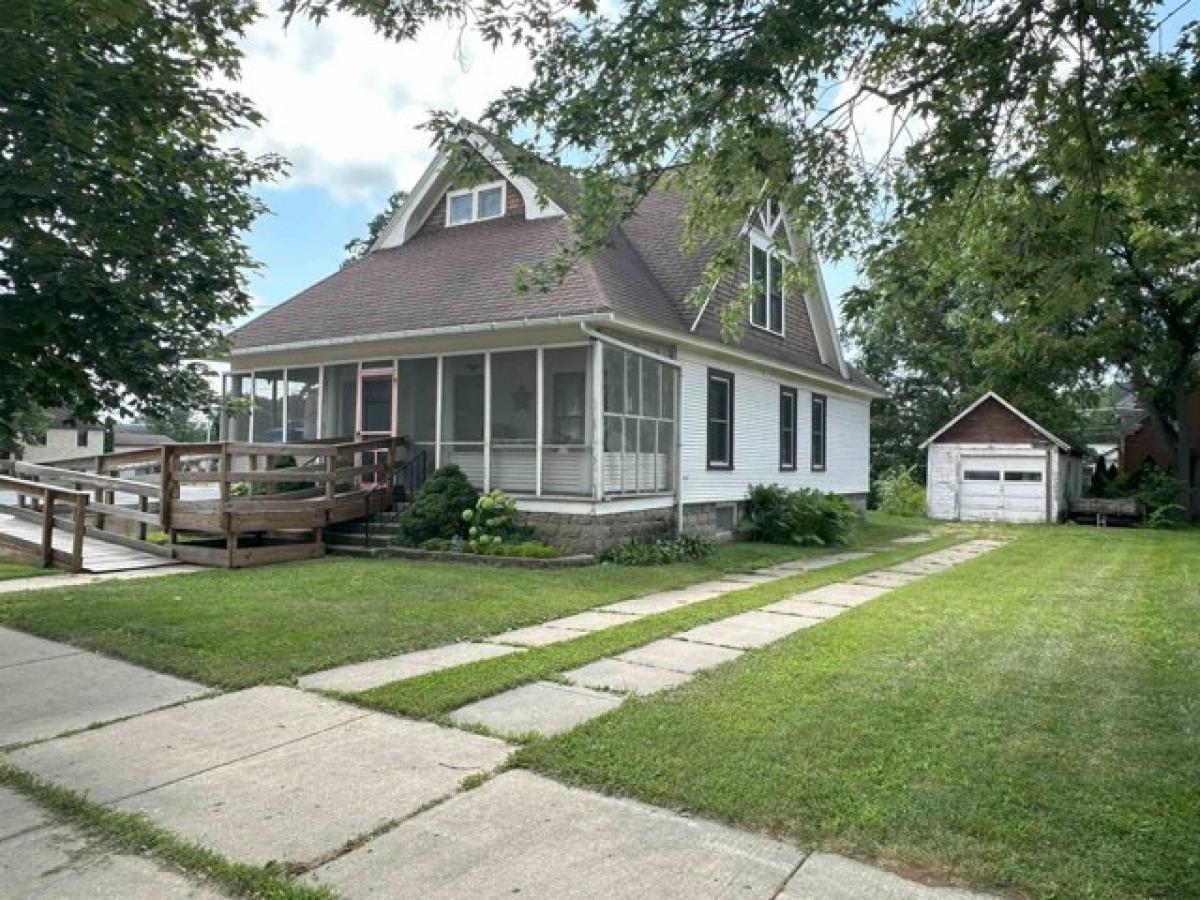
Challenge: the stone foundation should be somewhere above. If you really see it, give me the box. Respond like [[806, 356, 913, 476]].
[[515, 507, 676, 555], [679, 502, 743, 540]]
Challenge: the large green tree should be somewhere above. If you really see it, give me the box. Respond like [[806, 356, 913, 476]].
[[845, 37, 1200, 504], [286, 0, 1171, 308], [0, 0, 282, 448]]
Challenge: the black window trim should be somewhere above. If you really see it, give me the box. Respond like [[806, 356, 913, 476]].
[[811, 392, 827, 472], [706, 368, 735, 470], [779, 386, 798, 471]]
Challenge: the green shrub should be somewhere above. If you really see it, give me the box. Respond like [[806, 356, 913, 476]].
[[462, 488, 532, 553], [873, 466, 926, 517], [602, 533, 715, 565], [740, 484, 857, 546], [394, 465, 480, 546], [1132, 465, 1188, 527]]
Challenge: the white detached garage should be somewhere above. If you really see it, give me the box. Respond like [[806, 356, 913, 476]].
[[922, 392, 1082, 523]]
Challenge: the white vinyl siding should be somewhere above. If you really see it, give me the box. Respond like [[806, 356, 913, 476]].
[[677, 348, 870, 504]]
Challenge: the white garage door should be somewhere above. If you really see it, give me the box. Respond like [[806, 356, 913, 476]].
[[959, 456, 1047, 523]]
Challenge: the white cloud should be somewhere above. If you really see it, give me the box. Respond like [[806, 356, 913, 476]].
[[226, 8, 534, 199]]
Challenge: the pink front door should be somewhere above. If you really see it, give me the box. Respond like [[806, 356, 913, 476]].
[[357, 367, 394, 488]]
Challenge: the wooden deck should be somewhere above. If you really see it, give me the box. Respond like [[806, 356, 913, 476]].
[[0, 438, 422, 571]]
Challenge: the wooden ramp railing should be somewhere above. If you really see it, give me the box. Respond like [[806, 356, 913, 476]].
[[0, 474, 89, 572], [2, 437, 413, 570]]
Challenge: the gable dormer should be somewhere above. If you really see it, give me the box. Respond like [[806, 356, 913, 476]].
[[373, 129, 564, 251], [743, 199, 848, 378]]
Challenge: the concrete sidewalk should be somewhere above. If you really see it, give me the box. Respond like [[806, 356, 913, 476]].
[[0, 627, 206, 747]]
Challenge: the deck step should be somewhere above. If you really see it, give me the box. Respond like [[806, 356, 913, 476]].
[[325, 533, 395, 548]]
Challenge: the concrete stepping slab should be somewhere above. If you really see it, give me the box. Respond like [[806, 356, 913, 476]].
[[599, 585, 725, 615], [541, 610, 641, 632], [801, 582, 890, 608], [676, 610, 820, 650], [722, 572, 781, 584], [756, 551, 872, 576], [298, 642, 521, 693], [0, 785, 50, 841], [780, 852, 992, 899], [617, 638, 743, 674], [487, 624, 587, 647], [117, 713, 511, 867], [307, 769, 804, 900], [9, 686, 363, 802], [564, 658, 693, 695], [850, 571, 920, 589], [888, 561, 953, 576], [1, 823, 227, 899], [448, 681, 623, 738], [0, 629, 206, 747], [761, 597, 848, 619]]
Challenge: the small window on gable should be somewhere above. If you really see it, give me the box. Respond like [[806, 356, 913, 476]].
[[749, 241, 785, 335], [446, 182, 506, 226], [76, 427, 89, 448]]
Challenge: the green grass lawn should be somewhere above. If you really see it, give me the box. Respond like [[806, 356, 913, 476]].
[[0, 515, 922, 688], [348, 534, 962, 720], [514, 527, 1200, 900], [0, 559, 53, 581]]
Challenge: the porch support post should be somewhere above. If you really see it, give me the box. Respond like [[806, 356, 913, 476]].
[[247, 371, 255, 442], [316, 366, 325, 439], [434, 356, 443, 469], [591, 340, 604, 501], [483, 351, 492, 493], [280, 368, 288, 446], [535, 348, 544, 497]]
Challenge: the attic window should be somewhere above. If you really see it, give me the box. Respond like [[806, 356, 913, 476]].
[[446, 182, 505, 226]]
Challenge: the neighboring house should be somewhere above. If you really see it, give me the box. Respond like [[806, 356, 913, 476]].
[[225, 125, 882, 550], [922, 392, 1082, 523], [19, 410, 104, 463], [1118, 385, 1200, 489]]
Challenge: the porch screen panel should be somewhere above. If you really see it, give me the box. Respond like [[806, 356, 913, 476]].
[[541, 347, 591, 495], [601, 345, 677, 495], [440, 354, 485, 487], [252, 370, 284, 442], [396, 358, 437, 465], [490, 350, 537, 493], [286, 368, 320, 441], [320, 364, 357, 441], [223, 373, 251, 441]]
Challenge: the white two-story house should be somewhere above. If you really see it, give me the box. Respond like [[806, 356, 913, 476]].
[[225, 126, 882, 551]]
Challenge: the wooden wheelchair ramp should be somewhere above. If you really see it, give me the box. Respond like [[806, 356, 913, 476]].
[[0, 512, 171, 574]]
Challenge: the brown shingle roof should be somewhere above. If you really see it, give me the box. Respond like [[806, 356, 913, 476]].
[[231, 160, 876, 392]]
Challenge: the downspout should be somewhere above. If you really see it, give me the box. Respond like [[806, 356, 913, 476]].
[[579, 323, 685, 534]]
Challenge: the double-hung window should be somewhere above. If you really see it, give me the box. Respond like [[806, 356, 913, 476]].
[[707, 369, 734, 469], [811, 393, 827, 472], [446, 182, 506, 226], [779, 387, 797, 470], [749, 242, 785, 334]]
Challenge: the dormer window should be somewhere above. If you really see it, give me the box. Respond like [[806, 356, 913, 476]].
[[750, 240, 785, 334], [446, 181, 506, 226]]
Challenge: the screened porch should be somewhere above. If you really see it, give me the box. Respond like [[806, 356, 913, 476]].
[[223, 340, 679, 501]]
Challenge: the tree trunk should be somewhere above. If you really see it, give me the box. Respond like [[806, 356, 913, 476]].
[[1174, 377, 1198, 516]]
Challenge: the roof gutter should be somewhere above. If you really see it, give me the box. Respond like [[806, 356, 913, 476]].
[[229, 312, 617, 358]]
